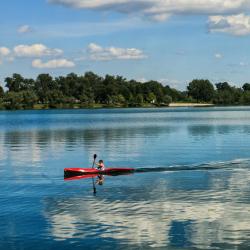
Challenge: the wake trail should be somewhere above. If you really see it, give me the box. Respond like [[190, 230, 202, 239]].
[[135, 159, 250, 173]]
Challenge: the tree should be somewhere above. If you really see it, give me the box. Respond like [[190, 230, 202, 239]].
[[46, 89, 63, 107], [23, 78, 35, 91], [164, 86, 185, 102], [162, 95, 172, 105], [110, 94, 126, 104], [0, 85, 4, 109], [135, 94, 144, 105], [35, 74, 54, 103], [6, 71, 250, 109], [214, 82, 242, 105], [216, 82, 232, 91], [146, 92, 156, 103], [5, 73, 26, 92], [242, 83, 250, 91], [240, 91, 250, 104], [120, 85, 132, 101], [79, 94, 90, 104], [142, 81, 165, 103], [187, 79, 214, 102], [4, 91, 23, 109], [22, 90, 38, 109], [0, 85, 4, 98]]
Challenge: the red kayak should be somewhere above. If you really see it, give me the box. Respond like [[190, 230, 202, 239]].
[[64, 167, 135, 178]]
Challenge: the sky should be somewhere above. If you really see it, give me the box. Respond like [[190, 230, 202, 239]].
[[1, 0, 250, 90]]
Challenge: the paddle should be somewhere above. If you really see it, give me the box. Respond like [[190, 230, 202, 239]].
[[91, 154, 97, 194]]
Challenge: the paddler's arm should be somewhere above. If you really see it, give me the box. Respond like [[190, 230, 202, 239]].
[[95, 163, 101, 169]]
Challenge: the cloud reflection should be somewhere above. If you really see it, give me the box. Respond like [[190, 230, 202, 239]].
[[44, 167, 250, 249]]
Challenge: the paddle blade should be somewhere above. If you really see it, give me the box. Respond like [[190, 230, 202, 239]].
[[94, 154, 97, 159]]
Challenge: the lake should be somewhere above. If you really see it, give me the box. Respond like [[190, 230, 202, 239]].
[[1, 107, 250, 250]]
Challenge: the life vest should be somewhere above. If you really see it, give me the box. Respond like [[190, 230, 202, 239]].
[[97, 163, 105, 170]]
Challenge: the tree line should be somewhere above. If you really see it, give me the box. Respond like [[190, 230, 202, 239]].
[[0, 72, 250, 110]]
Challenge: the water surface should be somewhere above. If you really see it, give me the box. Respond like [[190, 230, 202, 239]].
[[1, 107, 250, 249]]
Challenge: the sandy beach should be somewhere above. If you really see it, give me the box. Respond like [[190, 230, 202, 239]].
[[169, 102, 214, 107]]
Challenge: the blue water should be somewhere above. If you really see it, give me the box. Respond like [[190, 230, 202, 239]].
[[1, 107, 250, 249]]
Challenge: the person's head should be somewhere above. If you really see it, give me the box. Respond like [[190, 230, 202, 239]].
[[98, 160, 103, 164]]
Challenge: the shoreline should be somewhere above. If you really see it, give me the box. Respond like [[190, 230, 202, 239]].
[[0, 102, 215, 111], [0, 103, 243, 111], [169, 102, 214, 107]]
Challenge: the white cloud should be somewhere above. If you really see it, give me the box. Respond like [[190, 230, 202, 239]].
[[49, 0, 250, 21], [146, 13, 171, 22], [136, 78, 182, 88], [0, 47, 11, 65], [0, 47, 11, 56], [32, 58, 75, 69], [87, 43, 147, 61], [6, 57, 15, 63], [159, 78, 187, 90], [18, 25, 32, 34], [136, 77, 148, 83], [215, 53, 223, 59], [208, 13, 250, 36], [14, 44, 63, 57], [240, 61, 248, 66], [159, 78, 181, 86]]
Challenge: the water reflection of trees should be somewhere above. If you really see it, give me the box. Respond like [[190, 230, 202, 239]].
[[187, 124, 250, 137], [4, 126, 176, 146], [187, 125, 215, 137], [1, 126, 177, 164]]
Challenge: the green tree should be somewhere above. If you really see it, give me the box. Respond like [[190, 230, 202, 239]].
[[214, 90, 234, 105], [35, 74, 55, 103], [214, 82, 242, 105], [164, 86, 185, 102], [240, 91, 250, 104], [0, 85, 4, 98], [120, 85, 132, 101], [216, 82, 232, 91], [242, 83, 250, 91], [0, 99, 4, 109], [135, 94, 144, 105], [142, 81, 165, 103], [23, 78, 35, 91], [146, 92, 156, 103], [162, 95, 172, 105], [112, 94, 126, 104], [46, 89, 64, 107], [4, 91, 23, 109], [79, 93, 90, 104], [22, 90, 38, 109], [187, 79, 214, 102], [5, 73, 26, 92], [0, 85, 4, 110]]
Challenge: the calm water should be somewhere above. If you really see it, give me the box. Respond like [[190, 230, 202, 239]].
[[1, 107, 250, 250]]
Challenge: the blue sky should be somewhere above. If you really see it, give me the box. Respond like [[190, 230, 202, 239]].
[[1, 0, 250, 90]]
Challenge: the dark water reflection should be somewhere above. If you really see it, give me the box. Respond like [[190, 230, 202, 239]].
[[1, 107, 250, 249]]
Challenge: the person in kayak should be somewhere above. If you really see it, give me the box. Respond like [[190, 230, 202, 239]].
[[96, 159, 105, 171]]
